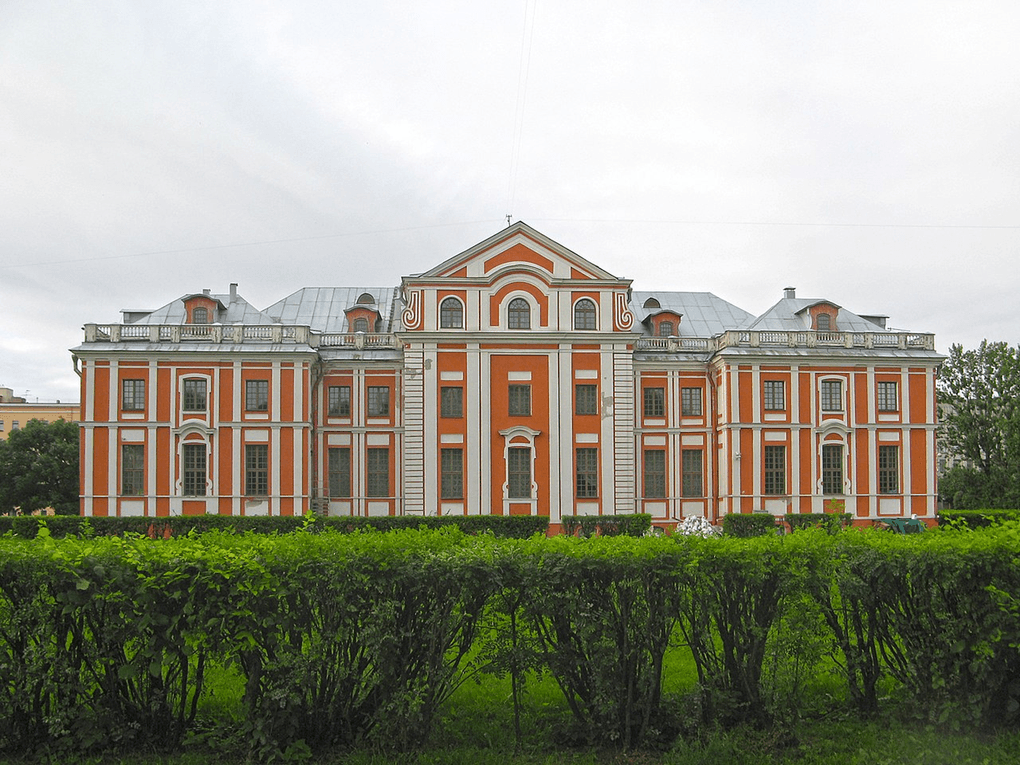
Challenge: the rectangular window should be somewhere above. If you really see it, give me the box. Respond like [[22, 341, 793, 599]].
[[246, 380, 269, 412], [245, 444, 268, 496], [367, 447, 389, 497], [121, 379, 145, 411], [821, 379, 843, 412], [822, 444, 844, 494], [441, 387, 463, 418], [441, 448, 464, 499], [121, 444, 144, 496], [643, 386, 665, 417], [877, 381, 899, 412], [327, 447, 351, 498], [367, 386, 390, 417], [575, 384, 598, 416], [507, 447, 532, 499], [763, 380, 785, 411], [508, 384, 531, 416], [879, 445, 899, 494], [576, 447, 598, 498], [643, 449, 666, 498], [182, 444, 206, 496], [681, 449, 703, 497], [764, 445, 786, 495], [182, 379, 207, 412], [328, 385, 351, 417], [681, 387, 703, 416]]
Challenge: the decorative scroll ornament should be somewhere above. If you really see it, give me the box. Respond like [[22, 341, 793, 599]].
[[614, 292, 634, 330], [401, 289, 422, 330]]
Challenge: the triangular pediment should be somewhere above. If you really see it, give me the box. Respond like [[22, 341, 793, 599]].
[[413, 222, 624, 284]]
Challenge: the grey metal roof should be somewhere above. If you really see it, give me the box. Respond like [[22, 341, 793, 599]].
[[263, 287, 400, 333], [123, 292, 271, 325], [746, 298, 897, 334], [629, 291, 755, 337]]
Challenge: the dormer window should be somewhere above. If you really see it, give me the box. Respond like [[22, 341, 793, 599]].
[[357, 292, 375, 305], [508, 298, 531, 329], [192, 307, 209, 324], [353, 318, 369, 333], [658, 321, 674, 337], [643, 297, 660, 309], [816, 313, 832, 331]]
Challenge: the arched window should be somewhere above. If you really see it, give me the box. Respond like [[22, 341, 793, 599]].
[[574, 299, 597, 330], [192, 307, 208, 324], [658, 320, 674, 337], [356, 292, 376, 305], [508, 298, 531, 329], [353, 318, 369, 333], [817, 313, 832, 331], [643, 297, 660, 309], [440, 297, 463, 329]]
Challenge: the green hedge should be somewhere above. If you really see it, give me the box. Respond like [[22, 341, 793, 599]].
[[0, 513, 549, 539], [559, 513, 651, 537], [2, 525, 1019, 758], [937, 509, 1020, 528], [722, 512, 781, 536], [785, 512, 853, 533]]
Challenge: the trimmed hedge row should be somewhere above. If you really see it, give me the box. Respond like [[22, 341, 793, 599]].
[[0, 513, 550, 539], [1, 525, 1018, 758], [559, 513, 651, 537], [937, 509, 1020, 528]]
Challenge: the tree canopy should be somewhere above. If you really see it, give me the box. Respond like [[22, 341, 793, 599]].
[[0, 418, 80, 516], [938, 340, 1020, 509]]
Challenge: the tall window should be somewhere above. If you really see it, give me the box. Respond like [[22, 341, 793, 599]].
[[440, 297, 463, 329], [441, 448, 463, 499], [644, 450, 666, 498], [441, 387, 463, 418], [192, 307, 209, 324], [820, 379, 843, 412], [822, 444, 844, 494], [764, 445, 786, 495], [245, 444, 268, 496], [121, 444, 144, 496], [763, 380, 785, 411], [575, 384, 598, 415], [643, 387, 665, 417], [507, 447, 532, 498], [576, 448, 598, 498], [353, 318, 369, 333], [182, 379, 207, 412], [246, 380, 269, 412], [328, 385, 351, 417], [574, 299, 596, 330], [367, 448, 389, 497], [328, 447, 351, 497], [122, 379, 145, 411], [508, 384, 531, 416], [681, 449, 703, 497], [182, 444, 206, 496], [507, 298, 530, 329], [368, 386, 389, 417], [658, 321, 674, 337], [681, 387, 703, 416], [877, 381, 899, 412], [879, 445, 899, 494]]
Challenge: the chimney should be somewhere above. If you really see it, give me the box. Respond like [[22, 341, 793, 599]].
[[230, 283, 238, 302], [202, 288, 211, 296], [783, 286, 796, 299]]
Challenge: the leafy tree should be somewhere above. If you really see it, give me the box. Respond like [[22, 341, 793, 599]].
[[938, 341, 1020, 508], [0, 418, 80, 515]]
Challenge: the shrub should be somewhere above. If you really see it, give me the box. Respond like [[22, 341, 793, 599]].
[[785, 513, 853, 533], [560, 514, 651, 538], [722, 513, 780, 537]]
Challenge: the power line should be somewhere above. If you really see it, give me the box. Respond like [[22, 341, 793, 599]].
[[0, 220, 497, 270]]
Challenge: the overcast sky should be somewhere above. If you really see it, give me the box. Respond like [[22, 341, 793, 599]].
[[2, 1, 1017, 403]]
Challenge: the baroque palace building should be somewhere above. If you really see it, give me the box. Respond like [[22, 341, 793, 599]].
[[73, 223, 943, 527]]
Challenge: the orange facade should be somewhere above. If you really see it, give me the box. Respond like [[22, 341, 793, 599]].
[[74, 224, 943, 526]]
